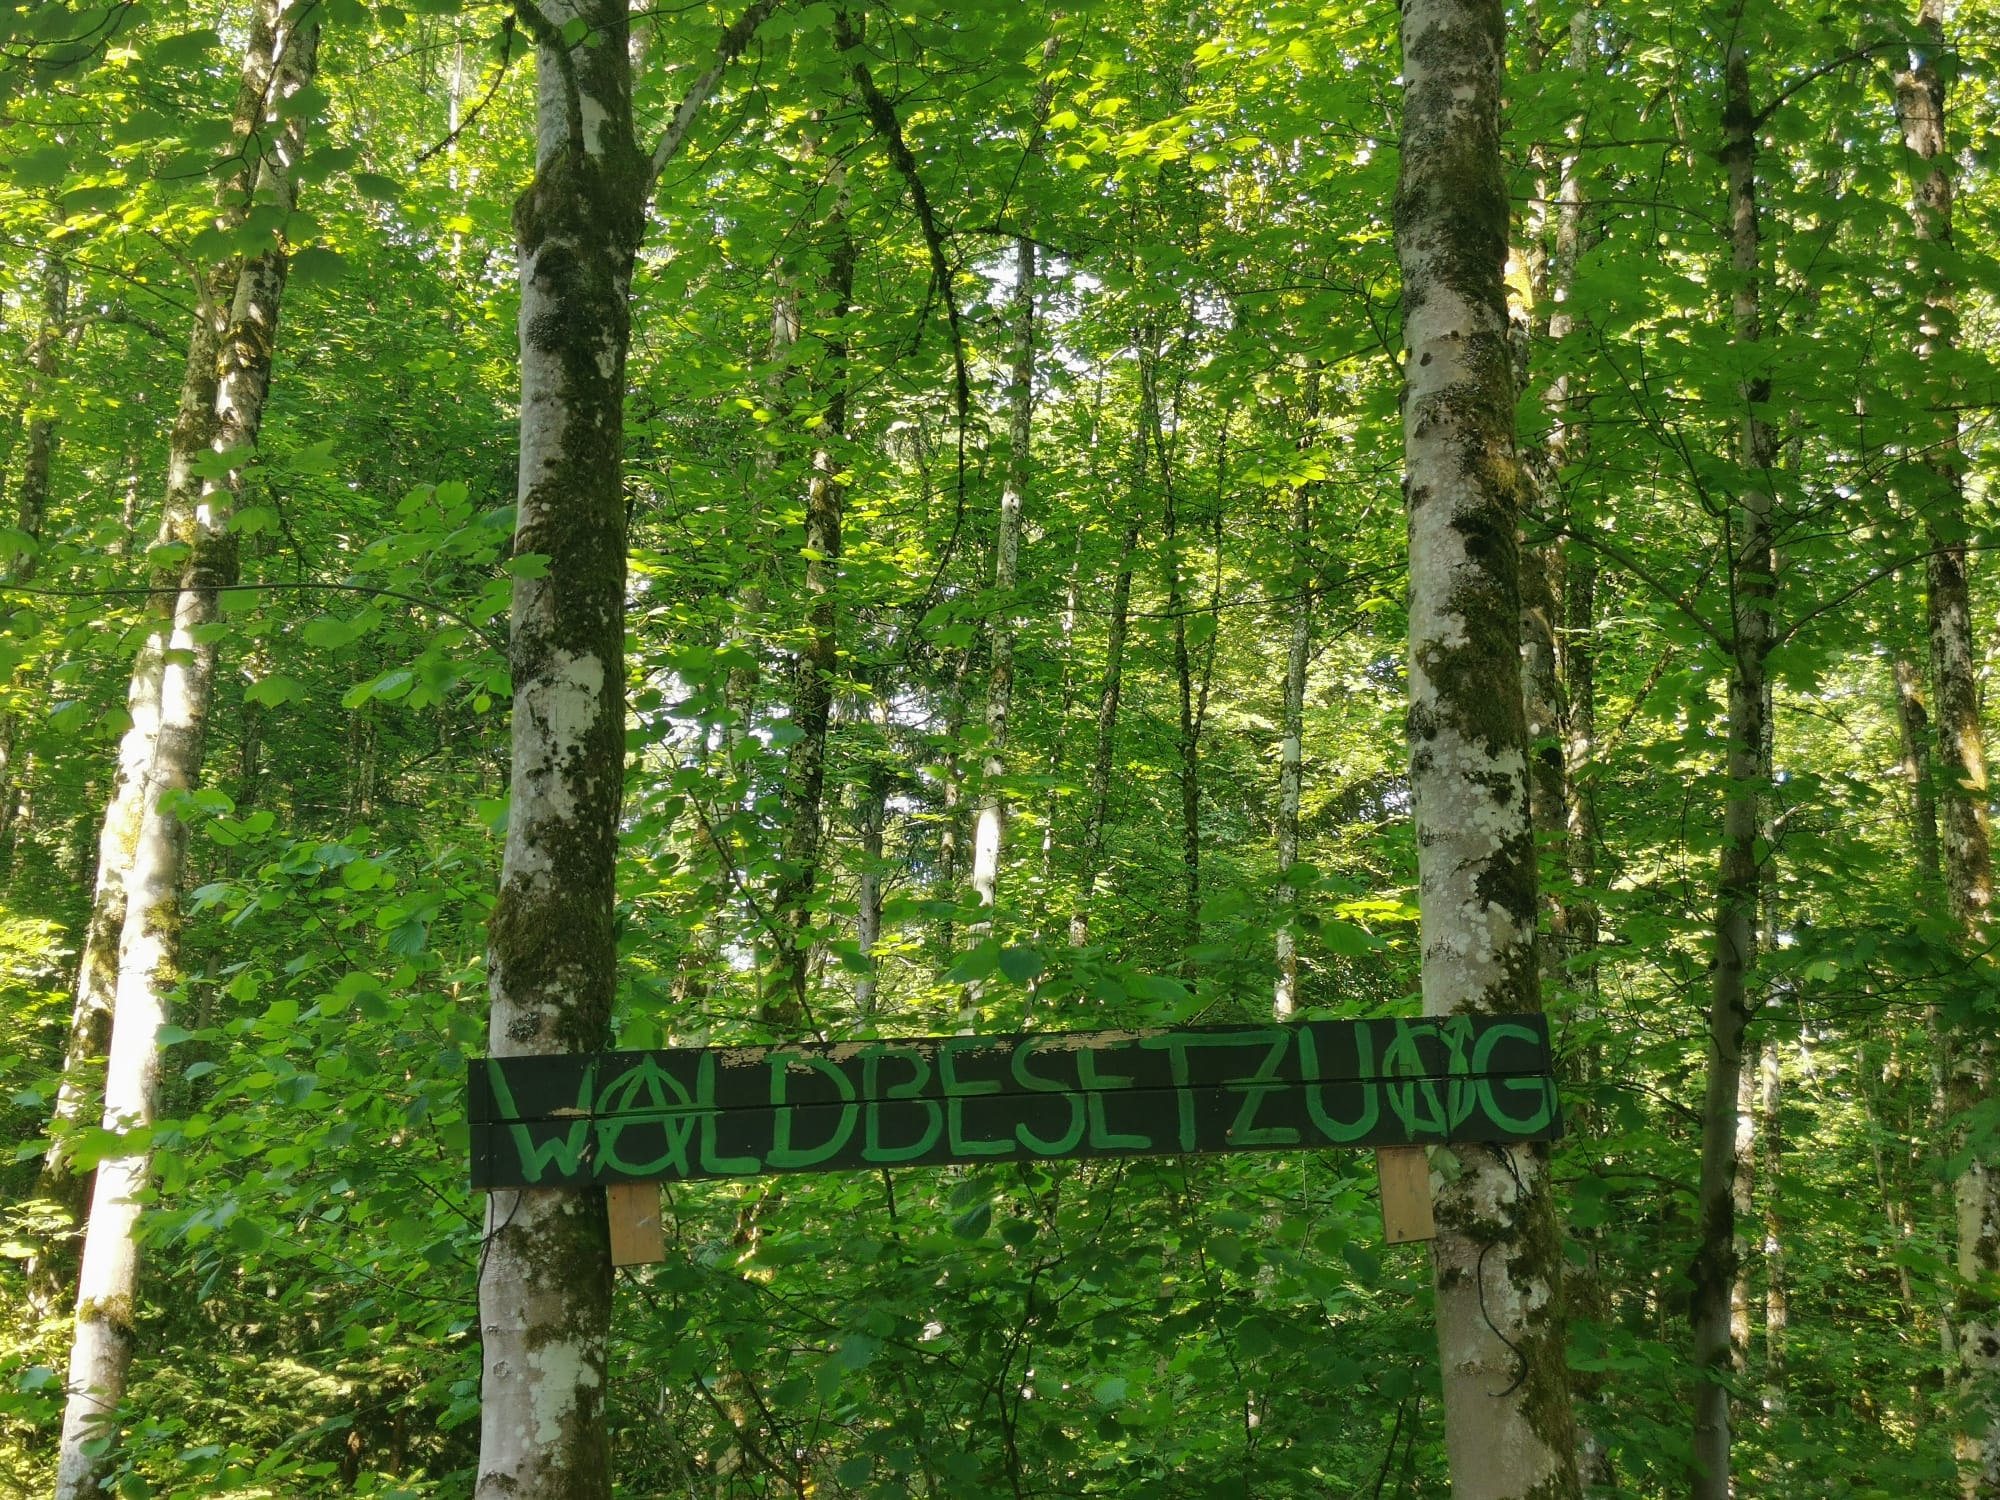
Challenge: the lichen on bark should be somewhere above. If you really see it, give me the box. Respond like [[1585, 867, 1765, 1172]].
[[1396, 0, 1581, 1493]]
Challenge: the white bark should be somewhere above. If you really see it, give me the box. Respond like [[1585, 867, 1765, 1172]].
[[34, 0, 290, 1288], [1273, 475, 1312, 1020], [478, 8, 771, 1494], [54, 7, 316, 1493], [1395, 0, 1580, 1493]]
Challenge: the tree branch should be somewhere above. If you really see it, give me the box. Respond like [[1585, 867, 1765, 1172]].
[[512, 0, 584, 156], [645, 0, 781, 193], [833, 8, 971, 422]]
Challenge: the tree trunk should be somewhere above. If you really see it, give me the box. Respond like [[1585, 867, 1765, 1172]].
[[767, 190, 853, 1028], [475, 10, 771, 1488], [1272, 489, 1311, 1019], [1759, 1040, 1786, 1411], [1273, 407, 1314, 1019], [1152, 357, 1201, 947], [1071, 522, 1139, 948], [54, 8, 318, 1495], [1891, 6, 2000, 1487], [1730, 1037, 1758, 1372], [1689, 24, 1777, 1499], [15, 251, 64, 572], [964, 233, 1037, 1018], [1894, 651, 1942, 890], [1394, 0, 1580, 1492], [0, 251, 64, 932], [475, 0, 640, 1491], [854, 763, 889, 1020], [30, 0, 306, 1313]]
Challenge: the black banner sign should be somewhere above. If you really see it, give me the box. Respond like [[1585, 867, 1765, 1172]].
[[467, 1016, 1561, 1189]]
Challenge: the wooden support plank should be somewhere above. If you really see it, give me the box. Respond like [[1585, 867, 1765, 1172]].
[[1376, 1146, 1435, 1245], [606, 1182, 665, 1266]]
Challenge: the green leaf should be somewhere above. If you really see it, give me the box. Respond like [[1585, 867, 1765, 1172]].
[[835, 1457, 871, 1486], [997, 945, 1045, 984], [290, 439, 339, 474], [289, 246, 346, 285], [11, 145, 70, 187], [246, 675, 309, 707], [946, 940, 1000, 984], [835, 1334, 878, 1371], [351, 171, 402, 201]]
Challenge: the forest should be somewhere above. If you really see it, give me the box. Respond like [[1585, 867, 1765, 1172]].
[[0, 0, 1996, 1494]]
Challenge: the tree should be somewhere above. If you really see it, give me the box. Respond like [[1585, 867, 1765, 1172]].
[[1394, 0, 1581, 1492], [473, 4, 773, 1493], [54, 3, 319, 1492]]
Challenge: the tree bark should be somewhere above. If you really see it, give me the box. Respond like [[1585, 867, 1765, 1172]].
[[1890, 6, 2000, 1487], [1759, 1039, 1787, 1411], [0, 251, 65, 935], [1151, 354, 1202, 947], [1689, 23, 1777, 1499], [1071, 521, 1139, 948], [1894, 651, 1942, 890], [54, 7, 318, 1494], [476, 3, 772, 1493], [767, 187, 854, 1028], [964, 233, 1037, 1018], [968, 23, 1059, 960], [1394, 0, 1581, 1492], [1272, 473, 1311, 1020], [31, 0, 299, 1312], [476, 0, 640, 1490]]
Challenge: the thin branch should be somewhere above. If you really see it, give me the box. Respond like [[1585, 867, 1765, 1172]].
[[414, 16, 517, 166], [1751, 41, 1903, 131], [0, 580, 504, 651], [833, 8, 971, 422], [645, 0, 782, 193]]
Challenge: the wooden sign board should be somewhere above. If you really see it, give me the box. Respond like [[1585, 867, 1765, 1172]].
[[467, 1016, 1560, 1191]]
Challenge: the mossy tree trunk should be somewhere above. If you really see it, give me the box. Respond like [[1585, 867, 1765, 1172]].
[[476, 5, 773, 1493], [54, 6, 318, 1495], [1070, 518, 1139, 949], [1272, 372, 1319, 1020], [477, 1, 641, 1491], [966, 233, 1037, 997], [31, 0, 296, 1313], [1894, 650, 1942, 890], [1394, 0, 1581, 1492], [1892, 2, 2000, 1486], [1689, 20, 1777, 1498], [767, 186, 854, 1028]]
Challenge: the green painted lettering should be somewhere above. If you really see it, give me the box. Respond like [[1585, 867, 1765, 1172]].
[[1077, 1046, 1149, 1150], [1010, 1037, 1085, 1154], [863, 1045, 943, 1163], [1478, 1073, 1555, 1136], [490, 1057, 596, 1184], [1138, 1032, 1201, 1150], [1297, 1027, 1380, 1143], [1223, 1029, 1297, 1147], [696, 1052, 760, 1175], [941, 1036, 1013, 1157], [768, 1053, 859, 1169], [595, 1056, 700, 1177]]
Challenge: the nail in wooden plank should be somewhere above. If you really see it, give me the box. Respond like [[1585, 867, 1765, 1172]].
[[1376, 1145, 1435, 1244], [607, 1182, 665, 1266]]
